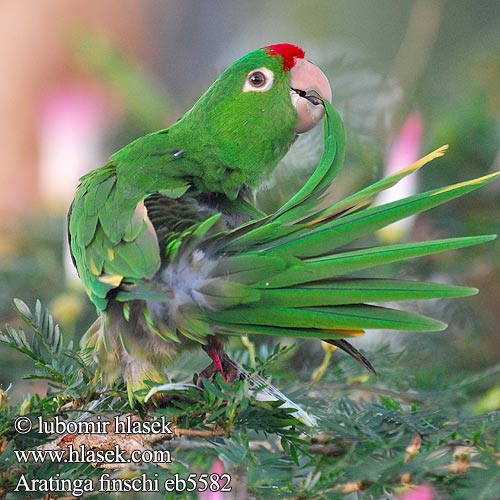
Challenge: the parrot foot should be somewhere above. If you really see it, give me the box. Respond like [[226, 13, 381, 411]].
[[197, 338, 241, 387], [195, 357, 240, 387]]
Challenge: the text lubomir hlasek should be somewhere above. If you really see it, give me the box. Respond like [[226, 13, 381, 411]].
[[36, 415, 174, 435]]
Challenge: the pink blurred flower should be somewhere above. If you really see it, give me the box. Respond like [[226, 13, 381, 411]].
[[198, 458, 234, 500], [386, 112, 424, 176], [399, 484, 434, 500], [38, 84, 108, 208], [38, 84, 110, 285], [377, 112, 424, 242]]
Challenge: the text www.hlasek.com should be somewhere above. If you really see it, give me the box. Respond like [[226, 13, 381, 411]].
[[14, 444, 171, 464]]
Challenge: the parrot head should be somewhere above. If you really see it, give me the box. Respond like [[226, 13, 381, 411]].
[[177, 43, 332, 198]]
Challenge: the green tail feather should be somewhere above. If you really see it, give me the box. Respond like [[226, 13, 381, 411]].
[[193, 101, 499, 353], [252, 235, 495, 288], [258, 279, 478, 307]]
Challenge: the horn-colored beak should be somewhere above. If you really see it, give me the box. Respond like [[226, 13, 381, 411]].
[[289, 58, 332, 134]]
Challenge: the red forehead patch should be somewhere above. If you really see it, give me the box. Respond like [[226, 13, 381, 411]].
[[264, 43, 305, 71]]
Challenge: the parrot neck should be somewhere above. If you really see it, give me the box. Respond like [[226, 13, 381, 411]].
[[169, 87, 298, 200]]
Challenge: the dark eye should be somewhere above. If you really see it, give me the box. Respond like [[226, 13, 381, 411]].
[[248, 71, 266, 87], [242, 67, 274, 93]]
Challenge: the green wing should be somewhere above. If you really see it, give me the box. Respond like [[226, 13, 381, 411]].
[[68, 126, 207, 312], [68, 164, 162, 311]]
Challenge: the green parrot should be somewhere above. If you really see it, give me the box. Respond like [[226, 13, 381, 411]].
[[68, 43, 498, 402]]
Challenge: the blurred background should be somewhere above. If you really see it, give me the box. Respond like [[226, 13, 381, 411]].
[[0, 0, 499, 406]]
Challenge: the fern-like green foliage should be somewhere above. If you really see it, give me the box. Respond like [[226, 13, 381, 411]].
[[1, 300, 499, 499], [0, 300, 95, 402]]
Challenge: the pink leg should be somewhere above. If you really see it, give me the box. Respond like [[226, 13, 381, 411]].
[[208, 347, 227, 381]]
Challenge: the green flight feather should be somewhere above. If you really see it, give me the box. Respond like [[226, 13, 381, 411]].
[[259, 279, 478, 307], [197, 103, 498, 346], [213, 323, 362, 340], [209, 253, 287, 284], [252, 235, 495, 288], [300, 144, 449, 224], [211, 304, 445, 333], [258, 172, 500, 258], [273, 100, 344, 221], [196, 281, 260, 309]]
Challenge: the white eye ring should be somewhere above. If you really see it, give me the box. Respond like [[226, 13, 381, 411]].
[[242, 67, 274, 93]]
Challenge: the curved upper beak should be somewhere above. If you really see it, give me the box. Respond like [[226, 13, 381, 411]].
[[289, 58, 332, 134]]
